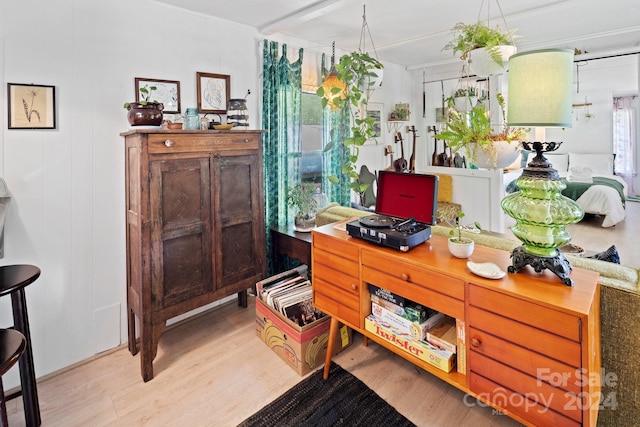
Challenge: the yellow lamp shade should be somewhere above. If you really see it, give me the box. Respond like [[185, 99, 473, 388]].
[[321, 68, 346, 110]]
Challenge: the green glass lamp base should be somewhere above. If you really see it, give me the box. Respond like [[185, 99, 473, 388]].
[[508, 245, 574, 286]]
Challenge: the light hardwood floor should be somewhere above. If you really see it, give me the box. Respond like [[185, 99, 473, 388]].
[[6, 298, 523, 427], [6, 203, 636, 426]]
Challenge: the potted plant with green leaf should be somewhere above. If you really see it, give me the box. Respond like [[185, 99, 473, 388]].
[[124, 85, 164, 127], [438, 93, 527, 169], [316, 51, 383, 199], [442, 21, 518, 76], [438, 207, 481, 258], [287, 182, 319, 232]]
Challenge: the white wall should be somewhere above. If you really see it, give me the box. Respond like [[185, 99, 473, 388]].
[[0, 0, 416, 388], [0, 0, 262, 388]]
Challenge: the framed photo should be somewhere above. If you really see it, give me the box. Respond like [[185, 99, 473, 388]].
[[365, 102, 384, 144], [8, 83, 56, 129], [196, 72, 230, 114], [135, 77, 181, 114]]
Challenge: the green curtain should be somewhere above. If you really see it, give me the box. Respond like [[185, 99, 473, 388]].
[[262, 40, 303, 275], [320, 53, 351, 206]]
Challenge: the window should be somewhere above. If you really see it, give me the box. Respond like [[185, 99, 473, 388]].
[[300, 91, 324, 186], [613, 96, 638, 194]]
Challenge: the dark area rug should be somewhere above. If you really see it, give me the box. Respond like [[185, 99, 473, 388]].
[[238, 362, 416, 426]]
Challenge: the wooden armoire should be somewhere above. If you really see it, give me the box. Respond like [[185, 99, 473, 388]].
[[120, 129, 266, 381]]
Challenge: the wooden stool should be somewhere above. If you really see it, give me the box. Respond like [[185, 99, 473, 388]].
[[0, 265, 41, 426], [0, 329, 26, 427]]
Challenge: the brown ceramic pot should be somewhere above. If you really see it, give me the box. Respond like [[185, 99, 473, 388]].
[[126, 102, 164, 126]]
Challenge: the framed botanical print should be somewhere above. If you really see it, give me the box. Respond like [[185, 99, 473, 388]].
[[135, 77, 181, 113], [196, 72, 230, 114], [8, 83, 56, 129]]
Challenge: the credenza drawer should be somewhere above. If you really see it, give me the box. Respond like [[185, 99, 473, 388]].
[[470, 371, 581, 427], [468, 326, 581, 396], [469, 285, 580, 342], [468, 305, 581, 367]]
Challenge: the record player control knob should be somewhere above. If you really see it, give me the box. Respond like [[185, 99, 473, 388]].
[[401, 273, 410, 281]]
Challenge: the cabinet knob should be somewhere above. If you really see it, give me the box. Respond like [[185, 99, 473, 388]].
[[164, 139, 174, 147], [244, 138, 249, 143], [351, 284, 357, 291], [471, 337, 481, 348], [401, 273, 409, 281]]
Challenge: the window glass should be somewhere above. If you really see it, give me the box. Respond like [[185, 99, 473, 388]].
[[300, 91, 323, 186]]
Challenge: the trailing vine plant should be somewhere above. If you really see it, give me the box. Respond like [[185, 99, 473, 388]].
[[316, 51, 383, 198]]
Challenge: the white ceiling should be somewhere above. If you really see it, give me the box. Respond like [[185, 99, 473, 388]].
[[154, 0, 640, 69]]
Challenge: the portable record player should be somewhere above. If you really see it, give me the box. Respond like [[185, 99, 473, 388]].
[[346, 171, 439, 252]]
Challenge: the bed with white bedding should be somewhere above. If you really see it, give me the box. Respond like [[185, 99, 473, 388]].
[[504, 152, 627, 227]]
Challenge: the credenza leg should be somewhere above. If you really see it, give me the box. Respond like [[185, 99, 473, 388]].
[[323, 317, 339, 380]]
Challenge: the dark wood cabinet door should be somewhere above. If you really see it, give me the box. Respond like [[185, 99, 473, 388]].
[[150, 156, 213, 310], [213, 154, 264, 290]]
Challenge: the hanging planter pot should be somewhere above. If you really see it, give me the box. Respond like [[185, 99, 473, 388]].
[[467, 140, 521, 169], [468, 45, 517, 77]]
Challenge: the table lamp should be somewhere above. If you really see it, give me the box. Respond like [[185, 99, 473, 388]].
[[501, 48, 584, 286]]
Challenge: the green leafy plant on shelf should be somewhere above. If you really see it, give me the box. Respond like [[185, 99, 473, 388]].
[[438, 93, 527, 167], [316, 51, 383, 198], [286, 182, 319, 223]]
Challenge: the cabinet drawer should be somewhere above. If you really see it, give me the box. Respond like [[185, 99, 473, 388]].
[[362, 250, 464, 300], [313, 248, 359, 278], [313, 258, 359, 298], [313, 284, 360, 327], [148, 133, 259, 153], [470, 372, 581, 427], [313, 232, 359, 260], [469, 285, 580, 342], [468, 326, 581, 396], [468, 305, 581, 367]]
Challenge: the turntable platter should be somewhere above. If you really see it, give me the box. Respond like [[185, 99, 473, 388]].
[[359, 214, 396, 228]]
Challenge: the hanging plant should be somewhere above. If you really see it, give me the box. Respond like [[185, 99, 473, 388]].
[[442, 21, 519, 72], [316, 51, 383, 197]]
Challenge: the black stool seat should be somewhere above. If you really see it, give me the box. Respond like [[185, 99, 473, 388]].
[[0, 265, 41, 426], [0, 329, 26, 427]]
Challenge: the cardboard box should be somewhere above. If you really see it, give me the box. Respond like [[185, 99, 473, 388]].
[[365, 315, 455, 373], [425, 315, 457, 353], [255, 298, 351, 376], [371, 302, 444, 341]]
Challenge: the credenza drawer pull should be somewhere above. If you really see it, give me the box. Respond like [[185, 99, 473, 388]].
[[351, 284, 357, 291], [164, 139, 174, 147], [401, 273, 409, 281], [471, 337, 482, 348]]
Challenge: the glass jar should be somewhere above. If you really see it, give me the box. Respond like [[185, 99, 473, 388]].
[[184, 108, 200, 130]]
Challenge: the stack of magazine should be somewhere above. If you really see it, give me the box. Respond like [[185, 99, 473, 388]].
[[256, 265, 326, 327]]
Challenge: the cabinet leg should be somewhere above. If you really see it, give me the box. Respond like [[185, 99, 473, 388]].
[[237, 290, 248, 308], [362, 336, 368, 347], [128, 308, 138, 355], [323, 317, 339, 380]]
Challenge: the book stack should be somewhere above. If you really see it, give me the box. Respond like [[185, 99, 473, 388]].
[[366, 284, 457, 373], [256, 265, 326, 327]]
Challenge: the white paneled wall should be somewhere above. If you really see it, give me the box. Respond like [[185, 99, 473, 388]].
[[0, 0, 264, 388]]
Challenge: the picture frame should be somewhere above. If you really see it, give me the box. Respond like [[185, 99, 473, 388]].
[[8, 83, 56, 129], [365, 102, 384, 144], [196, 72, 230, 114], [135, 77, 181, 114]]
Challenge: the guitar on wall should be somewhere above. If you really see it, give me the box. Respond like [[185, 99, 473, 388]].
[[428, 126, 442, 166], [393, 132, 408, 173], [408, 125, 418, 173]]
